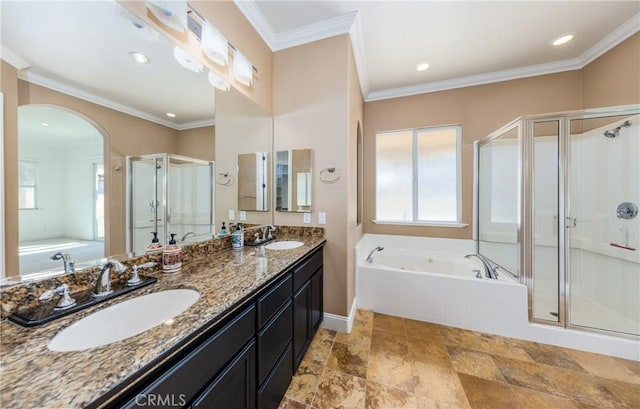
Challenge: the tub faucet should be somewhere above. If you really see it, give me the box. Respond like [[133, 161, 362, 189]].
[[465, 254, 499, 279], [50, 252, 75, 273], [365, 246, 384, 263], [94, 260, 128, 297]]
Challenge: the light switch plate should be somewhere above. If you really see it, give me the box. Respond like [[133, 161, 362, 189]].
[[228, 210, 235, 220], [240, 211, 247, 221], [303, 213, 311, 224], [318, 212, 326, 225]]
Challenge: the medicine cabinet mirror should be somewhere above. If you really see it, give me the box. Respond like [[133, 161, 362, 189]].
[[237, 152, 269, 212], [275, 149, 312, 213]]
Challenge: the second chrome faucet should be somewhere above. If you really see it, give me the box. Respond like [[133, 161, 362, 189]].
[[94, 260, 128, 297]]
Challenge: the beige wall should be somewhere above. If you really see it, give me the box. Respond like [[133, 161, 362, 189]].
[[119, 1, 273, 114], [364, 71, 582, 239], [581, 33, 640, 108], [1, 61, 20, 275], [273, 35, 354, 316], [178, 126, 215, 161]]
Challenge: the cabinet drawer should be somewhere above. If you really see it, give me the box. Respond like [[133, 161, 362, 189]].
[[258, 343, 293, 409], [258, 300, 293, 385], [293, 249, 322, 292], [122, 305, 256, 408], [257, 273, 292, 328]]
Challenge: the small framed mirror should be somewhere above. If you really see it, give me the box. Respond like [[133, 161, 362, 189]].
[[275, 149, 312, 212], [237, 152, 269, 212]]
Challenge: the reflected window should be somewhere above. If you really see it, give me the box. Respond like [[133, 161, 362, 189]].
[[19, 160, 38, 209], [375, 125, 461, 223]]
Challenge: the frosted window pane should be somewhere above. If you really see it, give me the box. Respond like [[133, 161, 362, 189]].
[[19, 160, 37, 185], [376, 131, 412, 221], [417, 129, 457, 221]]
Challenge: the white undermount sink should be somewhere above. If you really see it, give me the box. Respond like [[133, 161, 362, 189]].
[[265, 240, 304, 250], [48, 289, 200, 352]]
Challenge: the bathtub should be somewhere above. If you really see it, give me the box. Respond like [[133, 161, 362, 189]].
[[355, 234, 640, 360]]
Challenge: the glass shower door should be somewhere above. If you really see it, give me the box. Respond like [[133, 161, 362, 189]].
[[567, 114, 640, 336]]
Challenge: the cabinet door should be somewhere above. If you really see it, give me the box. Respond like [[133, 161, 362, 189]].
[[191, 341, 256, 409], [311, 270, 323, 331], [293, 281, 312, 370]]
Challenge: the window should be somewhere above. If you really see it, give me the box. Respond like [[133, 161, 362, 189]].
[[19, 160, 38, 209], [375, 125, 461, 224]]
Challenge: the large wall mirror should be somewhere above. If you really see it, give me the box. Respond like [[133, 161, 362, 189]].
[[477, 123, 520, 277], [1, 1, 272, 280], [275, 149, 312, 212]]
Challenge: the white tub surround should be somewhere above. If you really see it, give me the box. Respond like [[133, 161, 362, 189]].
[[356, 234, 640, 361]]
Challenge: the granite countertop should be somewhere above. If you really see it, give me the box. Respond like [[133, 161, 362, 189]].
[[0, 234, 325, 408]]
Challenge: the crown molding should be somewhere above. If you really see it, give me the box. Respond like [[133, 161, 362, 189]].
[[233, 0, 277, 50], [22, 71, 184, 130], [1, 44, 31, 70], [176, 118, 216, 130], [578, 12, 640, 67], [272, 11, 358, 51]]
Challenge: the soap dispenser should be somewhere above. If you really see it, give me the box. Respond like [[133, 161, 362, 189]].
[[218, 222, 228, 236], [162, 233, 182, 273], [145, 232, 163, 255], [232, 223, 244, 251]]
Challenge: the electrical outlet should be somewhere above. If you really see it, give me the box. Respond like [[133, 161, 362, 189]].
[[303, 212, 311, 224], [318, 212, 326, 225], [228, 210, 235, 220], [240, 211, 247, 221]]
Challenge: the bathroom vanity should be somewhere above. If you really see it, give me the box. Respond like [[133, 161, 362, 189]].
[[0, 230, 325, 409]]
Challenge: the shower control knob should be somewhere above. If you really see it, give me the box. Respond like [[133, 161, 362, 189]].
[[616, 202, 638, 220]]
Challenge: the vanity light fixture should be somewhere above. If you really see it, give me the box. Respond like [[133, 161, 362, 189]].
[[208, 70, 230, 91], [416, 62, 430, 72], [233, 51, 254, 86], [552, 33, 575, 46], [202, 22, 228, 66], [166, 113, 176, 118], [145, 0, 188, 34], [129, 51, 149, 64], [173, 46, 203, 73]]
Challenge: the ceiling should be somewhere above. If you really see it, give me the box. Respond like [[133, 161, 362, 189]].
[[237, 0, 640, 100], [19, 105, 103, 146], [1, 1, 638, 127]]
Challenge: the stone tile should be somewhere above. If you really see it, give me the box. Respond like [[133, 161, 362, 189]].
[[315, 328, 337, 342], [510, 385, 579, 409], [447, 346, 506, 383], [356, 309, 374, 327], [373, 312, 405, 335], [458, 373, 523, 409], [285, 361, 324, 405], [562, 348, 640, 385], [407, 336, 453, 369], [439, 327, 533, 362], [303, 337, 334, 367], [370, 329, 409, 357], [367, 340, 418, 393], [327, 341, 369, 378], [365, 380, 417, 409], [599, 377, 640, 409], [412, 362, 470, 408], [335, 321, 372, 349], [416, 397, 469, 409], [520, 342, 585, 372], [311, 368, 366, 409], [404, 318, 442, 340], [278, 397, 308, 409], [493, 356, 625, 409]]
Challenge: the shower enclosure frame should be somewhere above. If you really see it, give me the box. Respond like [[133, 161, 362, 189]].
[[475, 104, 640, 339], [125, 153, 215, 253]]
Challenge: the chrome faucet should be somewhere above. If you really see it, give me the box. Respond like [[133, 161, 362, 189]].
[[261, 225, 276, 241], [181, 231, 197, 242], [365, 246, 384, 263], [465, 254, 499, 279], [50, 252, 75, 273], [94, 260, 127, 297]]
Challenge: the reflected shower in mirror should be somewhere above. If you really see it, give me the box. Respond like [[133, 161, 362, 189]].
[[275, 149, 312, 212], [477, 124, 520, 276], [237, 152, 269, 212]]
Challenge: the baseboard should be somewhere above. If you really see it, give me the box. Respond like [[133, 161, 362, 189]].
[[321, 297, 357, 333]]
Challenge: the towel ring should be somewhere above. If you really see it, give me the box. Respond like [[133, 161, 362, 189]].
[[320, 167, 340, 184], [216, 172, 234, 186]]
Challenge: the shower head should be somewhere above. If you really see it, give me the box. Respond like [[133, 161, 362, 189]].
[[604, 120, 631, 138]]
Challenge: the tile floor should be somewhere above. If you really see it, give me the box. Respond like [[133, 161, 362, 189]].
[[278, 310, 640, 409]]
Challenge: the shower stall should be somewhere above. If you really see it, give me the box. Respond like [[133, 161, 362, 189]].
[[126, 154, 215, 254], [475, 105, 639, 338]]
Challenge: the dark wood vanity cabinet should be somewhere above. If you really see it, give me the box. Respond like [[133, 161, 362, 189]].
[[108, 246, 323, 409]]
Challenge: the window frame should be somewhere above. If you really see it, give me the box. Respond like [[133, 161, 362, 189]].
[[18, 159, 39, 210], [374, 124, 464, 226]]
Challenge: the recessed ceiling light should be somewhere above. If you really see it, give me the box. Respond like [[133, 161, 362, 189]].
[[166, 112, 176, 118], [416, 62, 430, 72], [40, 122, 49, 127], [552, 34, 575, 47], [129, 51, 149, 64]]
